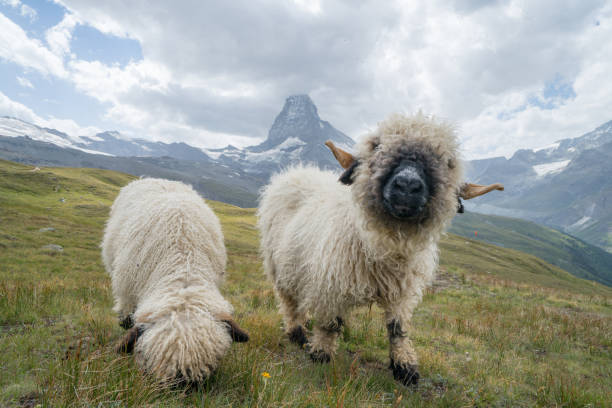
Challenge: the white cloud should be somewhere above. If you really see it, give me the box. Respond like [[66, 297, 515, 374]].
[[69, 59, 171, 103], [19, 3, 36, 21], [16, 76, 33, 89], [0, 0, 20, 7], [0, 13, 66, 77], [43, 116, 100, 136], [1, 0, 38, 21], [0, 89, 40, 122], [45, 12, 80, 57], [0, 91, 99, 136], [3, 0, 612, 157]]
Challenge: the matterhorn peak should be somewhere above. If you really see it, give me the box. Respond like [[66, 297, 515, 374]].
[[249, 94, 353, 153]]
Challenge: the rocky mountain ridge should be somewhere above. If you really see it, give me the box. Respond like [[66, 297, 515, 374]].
[[464, 120, 612, 251]]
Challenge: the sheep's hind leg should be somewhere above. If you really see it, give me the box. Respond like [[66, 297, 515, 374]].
[[308, 317, 344, 363], [277, 291, 308, 347], [385, 302, 420, 385]]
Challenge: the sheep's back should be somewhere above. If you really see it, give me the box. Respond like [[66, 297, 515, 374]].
[[102, 179, 226, 301]]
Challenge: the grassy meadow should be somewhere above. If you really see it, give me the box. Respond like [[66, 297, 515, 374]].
[[1, 158, 611, 407]]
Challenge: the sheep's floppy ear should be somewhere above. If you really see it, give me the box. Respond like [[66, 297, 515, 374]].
[[216, 313, 250, 342], [338, 160, 360, 186], [116, 326, 144, 354], [325, 140, 359, 185], [459, 182, 504, 200]]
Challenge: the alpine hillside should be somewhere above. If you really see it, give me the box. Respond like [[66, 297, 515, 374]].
[[464, 120, 612, 252]]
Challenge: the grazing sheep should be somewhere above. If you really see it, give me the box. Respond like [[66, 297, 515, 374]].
[[257, 113, 502, 385], [102, 178, 248, 383]]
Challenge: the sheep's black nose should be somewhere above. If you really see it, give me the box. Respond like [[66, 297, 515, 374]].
[[382, 165, 429, 219], [393, 176, 424, 195]]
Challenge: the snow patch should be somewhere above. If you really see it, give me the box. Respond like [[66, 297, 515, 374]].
[[532, 160, 570, 176], [244, 137, 306, 163], [84, 134, 104, 142], [533, 142, 560, 152], [570, 216, 592, 229], [0, 117, 112, 156], [204, 149, 222, 160], [77, 147, 114, 156]]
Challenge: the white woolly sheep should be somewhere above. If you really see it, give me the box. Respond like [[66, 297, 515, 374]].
[[102, 178, 248, 384], [257, 113, 502, 385]]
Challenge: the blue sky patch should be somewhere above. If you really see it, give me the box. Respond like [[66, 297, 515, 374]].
[[1, 0, 65, 41], [71, 24, 143, 67], [542, 75, 576, 101], [529, 75, 576, 110], [0, 60, 110, 128], [498, 75, 576, 120]]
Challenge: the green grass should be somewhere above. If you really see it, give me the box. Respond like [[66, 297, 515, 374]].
[[1, 158, 611, 407]]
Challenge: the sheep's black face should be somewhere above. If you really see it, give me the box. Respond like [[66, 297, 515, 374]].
[[381, 158, 431, 220]]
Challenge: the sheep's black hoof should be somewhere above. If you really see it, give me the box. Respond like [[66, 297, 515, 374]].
[[309, 349, 331, 363], [119, 314, 134, 329], [288, 325, 308, 348], [390, 359, 419, 386]]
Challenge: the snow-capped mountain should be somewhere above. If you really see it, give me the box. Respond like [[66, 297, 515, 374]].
[[1, 95, 352, 175], [465, 120, 612, 251], [0, 117, 212, 162], [206, 94, 354, 175], [0, 117, 113, 156]]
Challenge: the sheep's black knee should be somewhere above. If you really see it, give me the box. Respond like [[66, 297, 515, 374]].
[[309, 348, 331, 363], [390, 359, 419, 386], [323, 316, 344, 334], [288, 325, 308, 347], [119, 314, 134, 330], [387, 319, 406, 338]]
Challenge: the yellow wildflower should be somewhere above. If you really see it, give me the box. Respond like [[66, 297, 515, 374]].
[[262, 372, 271, 378]]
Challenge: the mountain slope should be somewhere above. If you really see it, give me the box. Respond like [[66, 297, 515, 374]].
[[465, 120, 612, 252], [0, 135, 261, 207], [450, 211, 612, 286]]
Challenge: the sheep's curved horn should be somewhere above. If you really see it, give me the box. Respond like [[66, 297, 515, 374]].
[[325, 140, 355, 169], [459, 183, 504, 200]]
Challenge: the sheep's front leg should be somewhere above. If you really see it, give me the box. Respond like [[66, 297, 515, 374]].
[[308, 317, 344, 363], [277, 291, 308, 347], [119, 314, 134, 329], [113, 299, 135, 329], [385, 301, 420, 385]]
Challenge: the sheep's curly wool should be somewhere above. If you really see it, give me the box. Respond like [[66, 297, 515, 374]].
[[257, 113, 464, 383], [102, 178, 234, 382]]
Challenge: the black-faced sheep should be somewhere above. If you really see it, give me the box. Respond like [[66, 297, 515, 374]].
[[257, 113, 502, 385], [102, 178, 248, 383]]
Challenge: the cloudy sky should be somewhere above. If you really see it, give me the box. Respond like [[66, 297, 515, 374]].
[[1, 0, 610, 159]]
